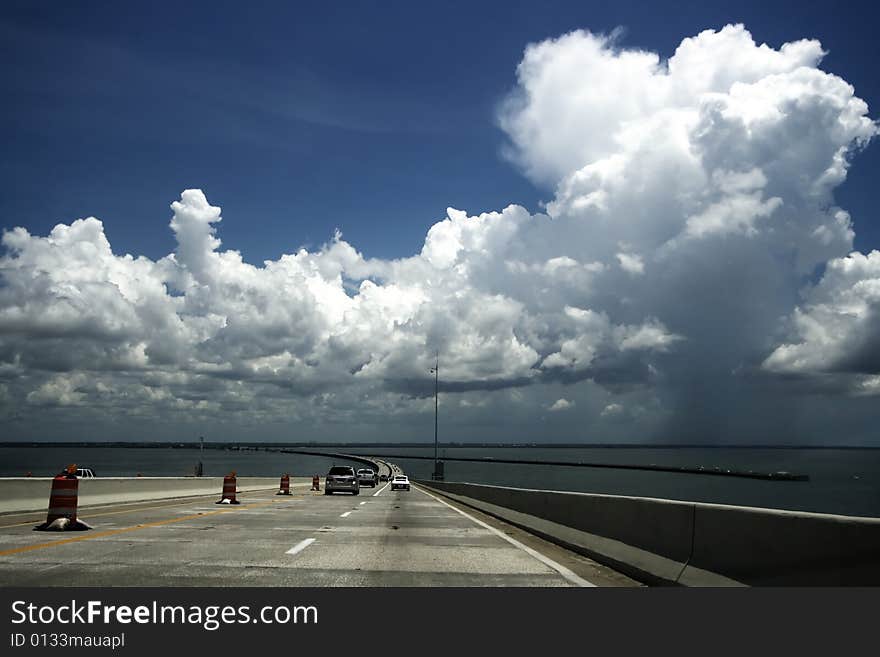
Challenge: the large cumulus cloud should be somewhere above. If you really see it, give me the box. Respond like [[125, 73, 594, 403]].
[[1, 24, 878, 442], [764, 250, 880, 379]]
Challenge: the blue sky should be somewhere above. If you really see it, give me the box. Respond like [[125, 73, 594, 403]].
[[2, 1, 880, 444], [2, 0, 878, 263]]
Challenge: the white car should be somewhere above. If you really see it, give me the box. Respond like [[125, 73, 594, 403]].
[[390, 474, 410, 491]]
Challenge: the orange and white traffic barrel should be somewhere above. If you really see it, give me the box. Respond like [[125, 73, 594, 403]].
[[311, 475, 320, 491], [216, 472, 240, 504], [35, 464, 92, 531], [277, 474, 291, 495]]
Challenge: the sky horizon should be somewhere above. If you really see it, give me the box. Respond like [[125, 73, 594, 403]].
[[2, 1, 879, 444]]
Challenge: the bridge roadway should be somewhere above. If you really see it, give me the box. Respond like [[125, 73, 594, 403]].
[[0, 482, 638, 587]]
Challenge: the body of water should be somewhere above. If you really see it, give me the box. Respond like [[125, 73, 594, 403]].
[[322, 445, 880, 517], [2, 445, 878, 517], [0, 446, 357, 480]]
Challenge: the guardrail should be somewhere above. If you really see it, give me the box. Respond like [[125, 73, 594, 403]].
[[416, 480, 880, 586]]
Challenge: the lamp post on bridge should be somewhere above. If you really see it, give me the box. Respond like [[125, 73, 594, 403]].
[[430, 352, 444, 481], [196, 436, 204, 477]]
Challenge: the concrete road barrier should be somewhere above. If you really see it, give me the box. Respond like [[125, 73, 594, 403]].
[[686, 502, 880, 586], [0, 477, 309, 515], [417, 480, 880, 586]]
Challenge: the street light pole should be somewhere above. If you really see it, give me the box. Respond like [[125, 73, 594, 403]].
[[434, 351, 439, 470], [430, 351, 442, 481]]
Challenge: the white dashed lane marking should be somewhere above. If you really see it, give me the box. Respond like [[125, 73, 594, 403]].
[[285, 538, 316, 556]]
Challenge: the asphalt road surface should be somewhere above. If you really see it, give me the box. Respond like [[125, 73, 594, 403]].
[[0, 482, 639, 586]]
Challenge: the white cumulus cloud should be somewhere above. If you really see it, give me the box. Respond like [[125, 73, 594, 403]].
[[548, 398, 574, 412], [763, 250, 880, 385], [1, 23, 878, 442]]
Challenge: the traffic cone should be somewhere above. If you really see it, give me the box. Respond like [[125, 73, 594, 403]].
[[35, 465, 92, 531], [277, 474, 291, 495], [216, 472, 240, 504], [311, 475, 320, 492]]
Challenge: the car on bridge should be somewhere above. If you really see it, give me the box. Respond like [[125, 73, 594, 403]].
[[325, 466, 360, 495], [390, 474, 410, 491], [357, 468, 377, 487]]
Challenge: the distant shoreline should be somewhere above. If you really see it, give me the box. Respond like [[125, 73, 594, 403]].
[[1, 442, 878, 450]]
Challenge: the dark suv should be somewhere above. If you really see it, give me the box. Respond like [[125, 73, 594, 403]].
[[325, 466, 360, 495]]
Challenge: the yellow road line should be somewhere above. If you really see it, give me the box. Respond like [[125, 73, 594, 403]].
[[0, 499, 289, 557], [0, 517, 48, 530], [0, 492, 301, 529], [0, 498, 218, 530]]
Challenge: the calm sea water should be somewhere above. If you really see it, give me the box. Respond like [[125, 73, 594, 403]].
[[2, 445, 878, 517]]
